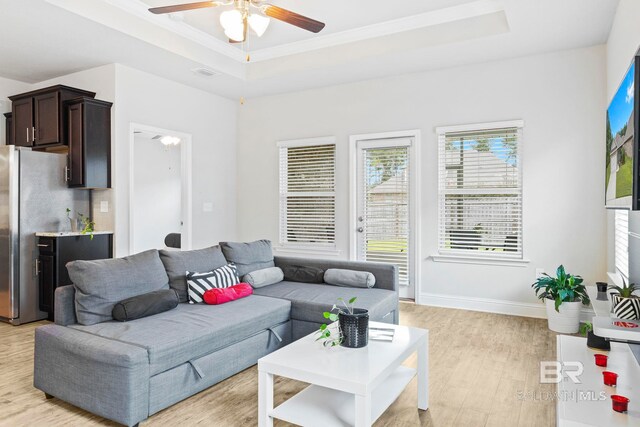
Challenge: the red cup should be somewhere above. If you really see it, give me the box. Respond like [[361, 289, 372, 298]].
[[594, 354, 608, 367], [603, 371, 618, 386], [611, 395, 630, 413]]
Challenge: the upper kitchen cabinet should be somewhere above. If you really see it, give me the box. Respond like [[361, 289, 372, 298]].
[[9, 85, 95, 148], [66, 97, 112, 189]]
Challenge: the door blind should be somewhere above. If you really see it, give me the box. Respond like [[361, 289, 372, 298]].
[[615, 209, 629, 279], [438, 126, 523, 258], [279, 143, 336, 246], [359, 146, 410, 286]]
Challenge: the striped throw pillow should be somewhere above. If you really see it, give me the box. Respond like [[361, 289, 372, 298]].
[[186, 264, 239, 304]]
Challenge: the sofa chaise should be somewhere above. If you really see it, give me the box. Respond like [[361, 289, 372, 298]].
[[33, 243, 398, 427]]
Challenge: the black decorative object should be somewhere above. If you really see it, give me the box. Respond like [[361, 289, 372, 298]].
[[339, 309, 369, 348], [596, 282, 609, 301], [587, 330, 611, 351]]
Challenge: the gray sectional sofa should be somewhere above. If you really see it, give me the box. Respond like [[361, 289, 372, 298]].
[[33, 245, 398, 427]]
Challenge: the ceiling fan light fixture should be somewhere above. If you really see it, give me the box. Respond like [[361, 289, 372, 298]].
[[248, 14, 270, 37], [220, 9, 242, 30]]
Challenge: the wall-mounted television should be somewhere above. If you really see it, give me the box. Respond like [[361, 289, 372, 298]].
[[606, 53, 640, 209]]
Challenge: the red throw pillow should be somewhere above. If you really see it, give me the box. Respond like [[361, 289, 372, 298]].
[[203, 283, 253, 305]]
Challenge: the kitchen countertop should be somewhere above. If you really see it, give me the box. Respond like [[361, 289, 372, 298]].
[[35, 231, 114, 237]]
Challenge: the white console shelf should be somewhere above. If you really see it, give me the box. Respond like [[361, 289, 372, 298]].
[[557, 336, 640, 427]]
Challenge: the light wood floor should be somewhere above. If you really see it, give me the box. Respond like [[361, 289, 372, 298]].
[[0, 303, 557, 427]]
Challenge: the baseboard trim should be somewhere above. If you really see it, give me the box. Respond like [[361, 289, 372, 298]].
[[418, 292, 595, 321]]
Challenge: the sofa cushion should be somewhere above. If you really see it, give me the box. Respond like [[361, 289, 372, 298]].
[[187, 264, 240, 303], [243, 267, 284, 288], [67, 250, 170, 326], [324, 268, 376, 288], [112, 289, 179, 322], [160, 246, 228, 303], [220, 240, 275, 277], [69, 295, 291, 376], [252, 281, 397, 324], [282, 265, 325, 284]]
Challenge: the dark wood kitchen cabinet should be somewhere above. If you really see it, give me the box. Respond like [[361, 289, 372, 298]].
[[37, 233, 113, 321], [9, 85, 95, 148], [66, 97, 112, 188], [3, 112, 11, 145]]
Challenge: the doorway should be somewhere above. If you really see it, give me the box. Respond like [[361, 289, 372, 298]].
[[350, 131, 420, 300], [129, 124, 192, 254]]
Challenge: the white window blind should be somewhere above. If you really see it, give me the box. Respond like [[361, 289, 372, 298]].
[[279, 142, 336, 247], [615, 210, 629, 279], [438, 125, 523, 259]]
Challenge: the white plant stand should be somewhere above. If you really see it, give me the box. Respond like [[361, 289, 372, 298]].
[[258, 322, 428, 427], [557, 335, 640, 426]]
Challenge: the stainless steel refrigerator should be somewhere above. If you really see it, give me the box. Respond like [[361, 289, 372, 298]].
[[0, 146, 89, 325]]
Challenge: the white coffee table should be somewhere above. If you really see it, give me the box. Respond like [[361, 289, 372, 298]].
[[258, 321, 429, 427]]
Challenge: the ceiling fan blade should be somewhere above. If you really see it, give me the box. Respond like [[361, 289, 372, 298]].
[[149, 1, 219, 14], [263, 4, 325, 33]]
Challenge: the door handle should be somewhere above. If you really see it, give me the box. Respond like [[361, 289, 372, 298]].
[[357, 227, 364, 233], [34, 259, 41, 276]]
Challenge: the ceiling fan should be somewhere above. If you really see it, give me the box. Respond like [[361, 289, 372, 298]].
[[149, 0, 326, 43]]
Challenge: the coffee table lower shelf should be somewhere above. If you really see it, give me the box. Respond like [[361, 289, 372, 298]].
[[269, 365, 416, 426]]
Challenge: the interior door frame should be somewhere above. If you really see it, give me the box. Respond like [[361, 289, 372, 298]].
[[128, 123, 193, 255], [349, 130, 421, 302]]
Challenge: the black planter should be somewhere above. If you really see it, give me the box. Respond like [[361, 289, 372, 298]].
[[339, 309, 369, 348], [587, 330, 610, 351]]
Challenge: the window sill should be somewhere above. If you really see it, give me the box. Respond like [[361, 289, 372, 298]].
[[430, 254, 530, 267], [273, 246, 343, 257]]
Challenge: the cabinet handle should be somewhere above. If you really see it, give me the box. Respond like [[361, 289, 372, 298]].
[[26, 128, 29, 143], [35, 259, 40, 276], [32, 127, 36, 142], [64, 166, 71, 182], [37, 244, 49, 248]]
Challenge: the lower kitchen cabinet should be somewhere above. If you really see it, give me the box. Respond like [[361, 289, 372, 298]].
[[37, 233, 113, 321]]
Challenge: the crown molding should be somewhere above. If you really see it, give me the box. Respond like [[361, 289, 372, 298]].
[[248, 0, 505, 62]]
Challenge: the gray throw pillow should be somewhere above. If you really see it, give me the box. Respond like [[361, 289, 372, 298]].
[[112, 289, 179, 322], [324, 268, 376, 289], [67, 250, 169, 326], [220, 240, 275, 277], [243, 267, 284, 288], [159, 246, 228, 302]]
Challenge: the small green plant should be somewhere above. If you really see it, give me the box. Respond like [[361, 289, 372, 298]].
[[316, 297, 357, 348], [532, 265, 590, 312], [609, 278, 639, 298], [77, 213, 96, 240], [579, 322, 593, 337]]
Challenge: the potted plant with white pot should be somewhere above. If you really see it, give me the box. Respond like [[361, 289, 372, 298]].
[[532, 265, 590, 333], [609, 279, 640, 320]]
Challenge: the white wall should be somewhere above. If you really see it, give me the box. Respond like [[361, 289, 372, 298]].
[[0, 76, 32, 145], [115, 64, 238, 256], [606, 0, 640, 273], [132, 136, 182, 253], [237, 45, 607, 317]]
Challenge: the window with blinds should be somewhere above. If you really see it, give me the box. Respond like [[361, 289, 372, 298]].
[[279, 141, 336, 247], [615, 210, 629, 279], [437, 124, 523, 259]]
